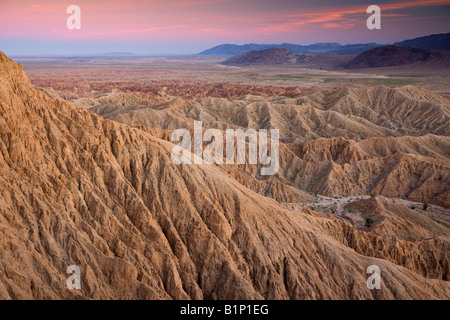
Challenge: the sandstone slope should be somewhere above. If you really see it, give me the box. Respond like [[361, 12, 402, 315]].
[[85, 86, 450, 206]]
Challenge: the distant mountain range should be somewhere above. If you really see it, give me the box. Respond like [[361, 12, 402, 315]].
[[221, 45, 450, 69], [221, 48, 298, 66], [345, 45, 450, 69], [394, 33, 450, 51], [199, 42, 380, 56], [199, 33, 450, 56]]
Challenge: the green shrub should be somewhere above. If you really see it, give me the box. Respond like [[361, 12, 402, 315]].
[[365, 217, 373, 228], [423, 202, 428, 211]]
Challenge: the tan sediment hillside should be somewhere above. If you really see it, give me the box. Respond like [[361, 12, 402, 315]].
[[210, 135, 450, 207], [87, 85, 450, 206], [0, 51, 449, 300], [89, 85, 450, 140], [37, 79, 311, 100], [303, 85, 450, 136], [283, 136, 450, 207], [308, 196, 450, 280]]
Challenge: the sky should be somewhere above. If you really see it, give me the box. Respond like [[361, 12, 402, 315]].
[[0, 0, 449, 55]]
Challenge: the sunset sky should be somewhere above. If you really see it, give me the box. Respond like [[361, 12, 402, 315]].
[[1, 0, 449, 55]]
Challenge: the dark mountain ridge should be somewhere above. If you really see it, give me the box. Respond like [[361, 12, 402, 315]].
[[345, 45, 450, 69], [394, 33, 450, 51], [200, 42, 379, 56], [221, 48, 298, 66], [199, 33, 450, 56]]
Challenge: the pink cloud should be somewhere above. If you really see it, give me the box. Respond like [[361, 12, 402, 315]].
[[0, 0, 449, 43]]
